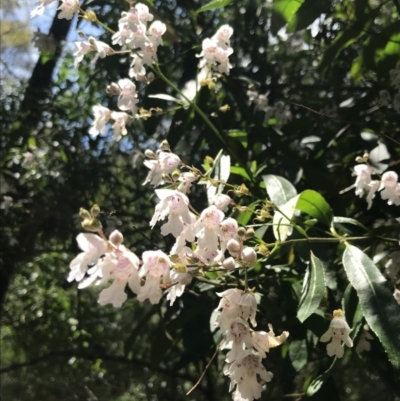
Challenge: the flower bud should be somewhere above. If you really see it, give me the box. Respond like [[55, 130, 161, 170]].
[[245, 228, 255, 239], [237, 227, 246, 238], [147, 72, 155, 82], [223, 257, 236, 270], [106, 83, 121, 95], [227, 238, 241, 253], [171, 169, 181, 180], [84, 10, 97, 22], [362, 153, 369, 161], [90, 204, 101, 218], [241, 247, 257, 264], [109, 230, 123, 246], [355, 156, 364, 163], [79, 207, 92, 220], [145, 149, 156, 159], [174, 262, 187, 273], [160, 140, 170, 151], [81, 218, 102, 232], [77, 31, 86, 39]]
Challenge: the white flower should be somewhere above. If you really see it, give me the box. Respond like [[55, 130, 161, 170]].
[[57, 0, 79, 20], [74, 37, 114, 67], [148, 21, 166, 46], [215, 289, 243, 332], [117, 78, 138, 113], [214, 193, 232, 212], [110, 111, 130, 140], [170, 213, 197, 254], [89, 105, 111, 137], [225, 351, 273, 401], [380, 171, 400, 205], [135, 3, 153, 23], [177, 172, 197, 194], [223, 317, 253, 363], [143, 151, 181, 187], [365, 180, 380, 209], [354, 164, 373, 197], [239, 292, 258, 327], [194, 205, 224, 251], [150, 189, 191, 238], [220, 218, 239, 253], [166, 266, 193, 306], [393, 288, 400, 305], [320, 309, 353, 358], [137, 250, 171, 304], [213, 25, 234, 50], [96, 246, 141, 307], [31, 0, 57, 18], [68, 233, 107, 283]]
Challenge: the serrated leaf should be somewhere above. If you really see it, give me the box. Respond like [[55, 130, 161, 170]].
[[263, 174, 297, 206], [297, 252, 326, 322], [343, 245, 400, 369], [273, 194, 299, 241], [195, 0, 233, 14], [296, 190, 333, 227]]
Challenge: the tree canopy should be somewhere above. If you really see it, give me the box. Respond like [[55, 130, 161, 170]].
[[1, 1, 400, 400]]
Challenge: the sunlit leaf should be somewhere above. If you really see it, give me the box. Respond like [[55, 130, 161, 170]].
[[195, 0, 233, 14], [263, 174, 297, 206], [343, 245, 400, 369]]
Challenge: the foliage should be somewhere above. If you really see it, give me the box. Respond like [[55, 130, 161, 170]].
[[1, 0, 400, 401]]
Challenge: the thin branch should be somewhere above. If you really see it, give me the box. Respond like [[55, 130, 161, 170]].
[[186, 345, 220, 396]]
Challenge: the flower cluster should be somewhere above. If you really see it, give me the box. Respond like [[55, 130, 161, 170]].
[[353, 162, 400, 209], [197, 25, 234, 75], [215, 289, 289, 401], [320, 309, 353, 358], [68, 142, 290, 400]]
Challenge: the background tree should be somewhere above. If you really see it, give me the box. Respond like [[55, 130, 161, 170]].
[[1, 0, 399, 400]]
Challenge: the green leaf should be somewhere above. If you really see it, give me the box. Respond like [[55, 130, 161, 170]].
[[297, 252, 326, 323], [230, 166, 251, 180], [273, 194, 299, 241], [195, 0, 233, 14], [385, 33, 400, 55], [289, 338, 308, 371], [333, 216, 371, 232], [273, 0, 304, 23], [306, 358, 337, 396], [263, 174, 297, 206], [343, 245, 400, 369], [295, 190, 333, 227]]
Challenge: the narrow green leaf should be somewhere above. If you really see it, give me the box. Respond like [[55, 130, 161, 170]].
[[273, 0, 304, 23], [297, 252, 326, 323], [230, 166, 251, 180], [296, 189, 333, 227], [333, 216, 371, 232], [343, 245, 400, 369], [195, 0, 232, 14], [263, 174, 297, 206]]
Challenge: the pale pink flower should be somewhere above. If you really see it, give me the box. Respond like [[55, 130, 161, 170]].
[[170, 213, 197, 254], [215, 289, 243, 332], [137, 250, 171, 304], [57, 0, 79, 20], [220, 218, 239, 253], [222, 317, 253, 363], [68, 233, 107, 283], [225, 351, 273, 401], [177, 172, 198, 194], [143, 151, 181, 187], [110, 111, 130, 140], [214, 193, 232, 212], [31, 0, 57, 18], [74, 37, 114, 67], [117, 78, 138, 113], [213, 25, 234, 49], [148, 21, 166, 46], [89, 105, 111, 137], [380, 171, 400, 205], [252, 325, 289, 358], [320, 309, 353, 358], [194, 205, 224, 251], [353, 164, 373, 197]]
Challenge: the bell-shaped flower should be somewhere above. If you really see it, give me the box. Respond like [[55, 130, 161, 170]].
[[31, 0, 57, 18], [225, 351, 273, 401], [214, 193, 232, 212], [137, 250, 171, 304], [150, 189, 191, 238], [223, 317, 253, 363], [117, 78, 138, 114], [95, 246, 141, 307], [166, 264, 193, 306], [252, 324, 289, 358], [170, 213, 197, 254], [74, 37, 114, 67], [380, 171, 400, 205], [135, 3, 154, 23], [194, 247, 224, 265], [215, 288, 243, 332], [89, 105, 111, 137], [365, 180, 380, 209], [353, 164, 373, 197], [213, 25, 234, 49], [110, 111, 130, 140], [177, 172, 197, 194], [68, 233, 107, 283], [240, 292, 258, 327], [57, 0, 79, 20], [148, 21, 166, 46], [143, 151, 181, 187], [320, 309, 353, 358], [220, 217, 239, 253], [194, 205, 224, 251]]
